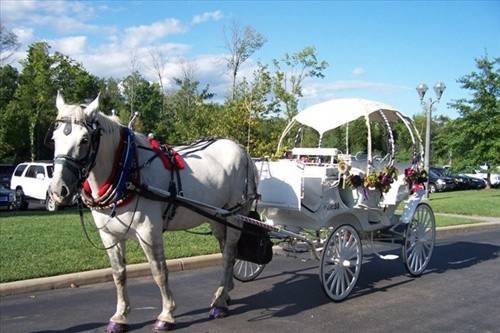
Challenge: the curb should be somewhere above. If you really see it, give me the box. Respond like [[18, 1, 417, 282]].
[[436, 221, 500, 237], [0, 253, 223, 297], [1, 222, 499, 297]]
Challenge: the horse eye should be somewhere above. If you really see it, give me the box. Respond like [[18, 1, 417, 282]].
[[81, 137, 89, 145]]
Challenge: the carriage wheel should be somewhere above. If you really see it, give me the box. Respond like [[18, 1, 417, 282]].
[[403, 203, 435, 276], [320, 224, 362, 302], [233, 259, 265, 282]]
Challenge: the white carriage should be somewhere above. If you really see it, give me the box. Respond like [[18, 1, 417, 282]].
[[234, 98, 435, 301]]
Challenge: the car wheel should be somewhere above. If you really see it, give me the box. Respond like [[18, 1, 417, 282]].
[[45, 194, 58, 212], [16, 188, 28, 210], [429, 183, 437, 193]]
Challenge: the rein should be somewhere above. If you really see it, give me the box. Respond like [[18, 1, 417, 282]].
[[78, 196, 141, 251]]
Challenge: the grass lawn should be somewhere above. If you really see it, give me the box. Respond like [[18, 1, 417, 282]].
[[434, 215, 480, 227], [0, 209, 219, 283], [428, 189, 500, 217]]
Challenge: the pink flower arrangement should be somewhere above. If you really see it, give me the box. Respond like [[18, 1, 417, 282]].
[[404, 167, 428, 194]]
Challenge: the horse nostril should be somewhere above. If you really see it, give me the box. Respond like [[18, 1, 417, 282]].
[[61, 185, 69, 198]]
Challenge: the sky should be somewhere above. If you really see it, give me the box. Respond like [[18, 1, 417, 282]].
[[1, 0, 499, 119]]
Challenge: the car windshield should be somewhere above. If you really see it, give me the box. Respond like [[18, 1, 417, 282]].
[[431, 168, 445, 176]]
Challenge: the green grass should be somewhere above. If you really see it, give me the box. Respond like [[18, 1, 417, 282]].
[[434, 215, 480, 227], [0, 209, 219, 283], [429, 189, 500, 217]]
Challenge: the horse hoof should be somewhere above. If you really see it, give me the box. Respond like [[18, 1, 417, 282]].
[[105, 321, 128, 333], [153, 320, 175, 331], [209, 306, 228, 319]]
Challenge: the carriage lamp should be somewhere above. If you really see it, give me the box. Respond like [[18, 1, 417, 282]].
[[416, 82, 446, 197]]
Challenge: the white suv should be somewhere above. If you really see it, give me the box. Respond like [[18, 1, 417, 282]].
[[10, 161, 58, 211]]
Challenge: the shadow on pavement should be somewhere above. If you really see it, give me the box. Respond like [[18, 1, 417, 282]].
[[190, 240, 499, 323]]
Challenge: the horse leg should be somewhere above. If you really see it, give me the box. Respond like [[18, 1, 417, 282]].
[[209, 220, 241, 318], [138, 233, 176, 331], [100, 233, 130, 333]]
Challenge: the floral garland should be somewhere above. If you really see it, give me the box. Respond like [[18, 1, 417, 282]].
[[364, 166, 399, 194], [404, 167, 428, 194], [339, 164, 398, 199]]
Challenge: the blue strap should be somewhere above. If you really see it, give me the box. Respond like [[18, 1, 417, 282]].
[[113, 128, 135, 203]]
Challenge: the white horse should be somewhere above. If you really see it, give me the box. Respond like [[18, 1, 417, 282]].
[[49, 92, 258, 333]]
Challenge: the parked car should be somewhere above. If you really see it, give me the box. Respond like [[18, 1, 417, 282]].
[[458, 173, 487, 189], [464, 172, 500, 188], [0, 164, 15, 188], [10, 161, 58, 211], [431, 167, 471, 190], [428, 169, 455, 193], [0, 184, 17, 210]]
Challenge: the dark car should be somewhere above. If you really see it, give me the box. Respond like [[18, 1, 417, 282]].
[[431, 167, 470, 190], [0, 184, 17, 210], [428, 169, 455, 193], [458, 173, 487, 189], [0, 164, 15, 188]]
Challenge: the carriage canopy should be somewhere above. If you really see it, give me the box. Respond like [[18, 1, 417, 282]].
[[293, 98, 401, 136]]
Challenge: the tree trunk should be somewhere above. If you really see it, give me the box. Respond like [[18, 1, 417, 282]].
[[29, 108, 40, 162], [231, 68, 237, 101], [486, 171, 491, 189]]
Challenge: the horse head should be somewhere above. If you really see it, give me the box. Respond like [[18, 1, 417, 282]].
[[49, 91, 101, 205]]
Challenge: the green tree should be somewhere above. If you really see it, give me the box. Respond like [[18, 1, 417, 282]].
[[99, 77, 126, 116], [0, 42, 102, 161], [447, 55, 500, 179], [14, 42, 56, 161], [0, 65, 18, 111], [272, 46, 328, 120], [224, 23, 266, 100], [162, 75, 215, 143], [0, 65, 20, 161], [52, 52, 100, 104], [231, 63, 278, 153], [120, 71, 163, 133]]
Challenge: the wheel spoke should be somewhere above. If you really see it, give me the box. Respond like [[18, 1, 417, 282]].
[[340, 269, 347, 294], [329, 270, 339, 294], [346, 266, 354, 278]]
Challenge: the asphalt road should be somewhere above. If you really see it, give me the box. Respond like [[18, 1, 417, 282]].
[[1, 229, 500, 333]]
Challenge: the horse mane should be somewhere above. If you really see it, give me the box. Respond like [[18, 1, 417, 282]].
[[97, 112, 123, 135]]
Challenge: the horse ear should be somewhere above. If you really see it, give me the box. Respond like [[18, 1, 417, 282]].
[[56, 90, 65, 111], [84, 93, 100, 120]]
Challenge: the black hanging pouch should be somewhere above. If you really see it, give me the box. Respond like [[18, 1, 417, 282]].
[[236, 211, 273, 265]]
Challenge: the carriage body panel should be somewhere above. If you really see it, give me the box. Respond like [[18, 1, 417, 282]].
[[255, 156, 406, 234]]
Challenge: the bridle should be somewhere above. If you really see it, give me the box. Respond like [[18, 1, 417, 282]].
[[52, 116, 102, 187]]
